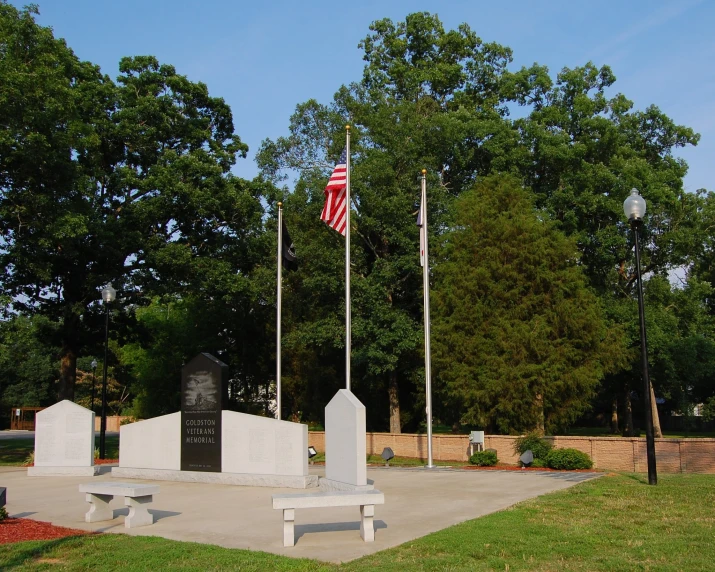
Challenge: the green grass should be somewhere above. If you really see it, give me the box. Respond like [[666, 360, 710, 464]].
[[1, 473, 713, 570], [0, 436, 119, 466]]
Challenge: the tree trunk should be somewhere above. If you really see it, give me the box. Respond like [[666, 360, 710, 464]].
[[58, 349, 77, 402], [610, 397, 619, 434], [650, 383, 663, 438], [535, 393, 545, 435], [388, 371, 401, 434], [623, 390, 634, 437], [58, 311, 81, 402]]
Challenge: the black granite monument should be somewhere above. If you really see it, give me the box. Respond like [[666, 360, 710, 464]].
[[180, 353, 228, 472]]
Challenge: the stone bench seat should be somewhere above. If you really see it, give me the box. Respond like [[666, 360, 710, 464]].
[[79, 482, 159, 528], [272, 489, 385, 546]]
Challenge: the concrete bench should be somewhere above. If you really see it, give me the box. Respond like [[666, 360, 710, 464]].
[[79, 482, 159, 528], [272, 489, 385, 547]]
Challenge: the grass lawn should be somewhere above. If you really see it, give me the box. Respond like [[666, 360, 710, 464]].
[[0, 436, 119, 466], [1, 473, 713, 570]]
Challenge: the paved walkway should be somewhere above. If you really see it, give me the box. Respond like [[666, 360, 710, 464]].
[[0, 465, 599, 563]]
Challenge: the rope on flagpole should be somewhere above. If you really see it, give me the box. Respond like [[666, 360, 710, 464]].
[[345, 126, 351, 392], [276, 202, 283, 420]]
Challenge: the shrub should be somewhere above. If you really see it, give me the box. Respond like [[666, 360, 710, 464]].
[[119, 417, 136, 426], [0, 506, 7, 522], [546, 448, 593, 470], [532, 458, 548, 468], [514, 432, 553, 460], [469, 450, 498, 466]]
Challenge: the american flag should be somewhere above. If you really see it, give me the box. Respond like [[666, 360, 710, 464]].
[[321, 149, 347, 236]]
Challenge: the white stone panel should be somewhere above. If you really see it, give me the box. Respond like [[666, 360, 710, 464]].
[[34, 400, 94, 468], [222, 411, 308, 476], [119, 412, 180, 470], [325, 390, 367, 486]]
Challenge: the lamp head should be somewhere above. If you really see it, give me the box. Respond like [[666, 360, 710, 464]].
[[623, 188, 647, 222], [102, 283, 116, 303], [91, 360, 98, 369]]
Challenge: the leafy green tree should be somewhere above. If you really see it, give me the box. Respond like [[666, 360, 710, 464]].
[[0, 314, 59, 411], [258, 13, 530, 431], [0, 4, 265, 402], [432, 176, 625, 434]]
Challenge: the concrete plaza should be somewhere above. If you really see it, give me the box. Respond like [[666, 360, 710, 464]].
[[0, 464, 598, 563]]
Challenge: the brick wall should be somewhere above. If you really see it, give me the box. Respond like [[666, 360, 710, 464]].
[[307, 431, 715, 474], [93, 415, 131, 432]]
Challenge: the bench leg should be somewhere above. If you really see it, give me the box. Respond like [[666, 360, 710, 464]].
[[282, 508, 295, 547], [124, 495, 154, 528], [85, 493, 113, 523], [360, 504, 375, 542]]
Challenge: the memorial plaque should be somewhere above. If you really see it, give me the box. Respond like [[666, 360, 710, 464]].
[[180, 353, 228, 472], [34, 400, 94, 467]]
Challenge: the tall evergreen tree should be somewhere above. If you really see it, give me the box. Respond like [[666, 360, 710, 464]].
[[432, 176, 625, 434]]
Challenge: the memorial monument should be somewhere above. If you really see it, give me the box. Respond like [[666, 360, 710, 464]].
[[180, 353, 227, 472], [113, 352, 316, 488], [321, 389, 373, 491], [28, 400, 98, 476]]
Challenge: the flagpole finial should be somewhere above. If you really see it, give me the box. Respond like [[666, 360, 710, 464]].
[[421, 169, 427, 175], [277, 202, 282, 208], [345, 124, 351, 131]]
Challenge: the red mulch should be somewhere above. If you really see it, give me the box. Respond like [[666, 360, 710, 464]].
[[0, 518, 95, 544], [24, 459, 118, 467]]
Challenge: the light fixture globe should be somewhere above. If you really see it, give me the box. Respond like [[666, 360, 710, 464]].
[[623, 188, 647, 221], [101, 283, 116, 303], [91, 359, 97, 369]]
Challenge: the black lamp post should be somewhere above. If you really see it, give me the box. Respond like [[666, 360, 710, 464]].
[[623, 188, 657, 485], [90, 359, 98, 414], [100, 283, 116, 460]]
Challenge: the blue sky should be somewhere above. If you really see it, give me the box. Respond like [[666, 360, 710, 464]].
[[19, 0, 714, 193]]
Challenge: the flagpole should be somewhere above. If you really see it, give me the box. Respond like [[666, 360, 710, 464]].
[[276, 202, 283, 420], [421, 170, 434, 468], [345, 125, 351, 392]]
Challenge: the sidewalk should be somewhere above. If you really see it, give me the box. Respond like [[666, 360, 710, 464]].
[[0, 465, 599, 563]]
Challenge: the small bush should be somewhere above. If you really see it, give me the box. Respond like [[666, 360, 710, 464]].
[[0, 506, 7, 522], [119, 417, 135, 426], [514, 432, 552, 460], [531, 458, 548, 468], [469, 450, 498, 466], [546, 448, 593, 470]]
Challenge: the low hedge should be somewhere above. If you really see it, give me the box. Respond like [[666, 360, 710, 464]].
[[546, 448, 593, 470], [469, 450, 498, 466]]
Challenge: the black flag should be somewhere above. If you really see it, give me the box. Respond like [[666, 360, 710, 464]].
[[282, 221, 297, 271]]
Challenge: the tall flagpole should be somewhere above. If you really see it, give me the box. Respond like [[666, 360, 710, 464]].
[[345, 125, 351, 392], [276, 202, 283, 420], [421, 170, 434, 468]]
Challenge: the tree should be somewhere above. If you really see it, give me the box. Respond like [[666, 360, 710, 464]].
[[0, 314, 59, 412], [432, 176, 625, 434], [1, 4, 265, 401], [258, 13, 528, 431]]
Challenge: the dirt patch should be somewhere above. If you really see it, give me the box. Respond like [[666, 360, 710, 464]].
[[0, 518, 95, 544]]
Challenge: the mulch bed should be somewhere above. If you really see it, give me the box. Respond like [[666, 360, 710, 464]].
[[3, 459, 117, 544], [0, 518, 95, 544]]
